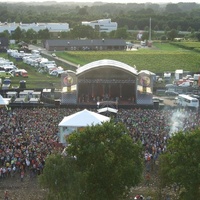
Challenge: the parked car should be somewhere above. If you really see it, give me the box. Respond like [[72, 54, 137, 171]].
[[165, 91, 179, 96], [50, 70, 64, 77], [165, 84, 176, 88], [2, 78, 11, 89]]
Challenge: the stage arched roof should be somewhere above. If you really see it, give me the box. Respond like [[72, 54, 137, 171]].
[[76, 59, 138, 76]]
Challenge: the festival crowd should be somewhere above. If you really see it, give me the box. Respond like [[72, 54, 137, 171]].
[[0, 107, 200, 197]]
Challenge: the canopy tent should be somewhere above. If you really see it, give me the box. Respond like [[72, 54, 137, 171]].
[[58, 109, 110, 144], [59, 109, 110, 127], [0, 94, 9, 107], [97, 107, 118, 114]]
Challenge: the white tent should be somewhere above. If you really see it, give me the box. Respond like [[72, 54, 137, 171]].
[[97, 107, 118, 114], [58, 109, 110, 144], [59, 109, 110, 127], [0, 94, 9, 106]]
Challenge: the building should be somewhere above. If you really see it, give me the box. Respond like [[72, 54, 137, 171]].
[[44, 39, 126, 51], [0, 22, 70, 34], [82, 19, 117, 32]]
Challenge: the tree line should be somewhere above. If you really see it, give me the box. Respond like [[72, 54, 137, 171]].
[[1, 2, 200, 31], [1, 2, 200, 42]]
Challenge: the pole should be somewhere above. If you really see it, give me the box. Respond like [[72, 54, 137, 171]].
[[149, 17, 152, 41]]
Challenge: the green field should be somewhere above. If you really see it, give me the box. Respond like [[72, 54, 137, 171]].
[[171, 41, 200, 49], [2, 42, 200, 89], [56, 42, 200, 73]]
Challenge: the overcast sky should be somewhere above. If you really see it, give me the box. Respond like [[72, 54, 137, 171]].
[[4, 0, 200, 3]]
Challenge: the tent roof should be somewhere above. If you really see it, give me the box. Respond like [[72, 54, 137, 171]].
[[0, 94, 9, 105], [76, 59, 138, 76], [97, 107, 118, 114], [59, 109, 110, 127]]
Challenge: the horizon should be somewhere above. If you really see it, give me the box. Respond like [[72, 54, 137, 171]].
[[3, 0, 200, 4]]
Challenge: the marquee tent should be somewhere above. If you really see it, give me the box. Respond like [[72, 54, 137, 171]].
[[58, 109, 110, 144]]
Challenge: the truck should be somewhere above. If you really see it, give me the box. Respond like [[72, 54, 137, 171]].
[[164, 72, 171, 83], [175, 69, 183, 80]]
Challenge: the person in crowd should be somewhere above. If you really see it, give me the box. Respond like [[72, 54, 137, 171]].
[[4, 190, 9, 200]]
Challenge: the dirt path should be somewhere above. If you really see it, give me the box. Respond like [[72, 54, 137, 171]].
[[0, 175, 47, 200]]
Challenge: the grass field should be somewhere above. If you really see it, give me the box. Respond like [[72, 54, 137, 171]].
[[171, 41, 200, 49], [1, 42, 200, 89], [56, 42, 200, 74]]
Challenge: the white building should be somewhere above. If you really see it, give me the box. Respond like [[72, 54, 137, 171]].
[[82, 19, 117, 32], [0, 22, 70, 34]]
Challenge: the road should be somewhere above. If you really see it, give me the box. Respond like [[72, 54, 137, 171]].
[[28, 45, 78, 70]]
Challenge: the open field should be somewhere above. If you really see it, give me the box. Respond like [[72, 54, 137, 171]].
[[56, 42, 200, 74], [171, 41, 200, 50]]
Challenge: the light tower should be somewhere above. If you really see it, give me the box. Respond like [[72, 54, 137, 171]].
[[148, 17, 152, 47]]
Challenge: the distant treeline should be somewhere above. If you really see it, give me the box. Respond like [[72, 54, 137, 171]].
[[0, 2, 200, 31]]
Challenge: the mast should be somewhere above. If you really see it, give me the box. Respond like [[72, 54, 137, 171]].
[[149, 17, 151, 41], [148, 17, 152, 47]]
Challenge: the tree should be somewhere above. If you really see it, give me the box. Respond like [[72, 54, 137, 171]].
[[0, 30, 10, 39], [71, 25, 98, 39], [39, 154, 82, 200], [67, 122, 143, 200], [159, 129, 200, 199], [144, 26, 149, 31], [167, 29, 178, 40], [134, 25, 138, 30], [160, 35, 167, 41], [164, 25, 170, 34], [165, 3, 182, 13], [38, 28, 50, 40], [141, 31, 149, 41], [26, 28, 37, 40], [11, 26, 23, 41], [109, 30, 116, 38], [100, 31, 109, 39], [77, 6, 88, 16], [60, 31, 72, 39], [154, 25, 159, 31], [196, 32, 200, 41], [40, 122, 144, 200], [114, 27, 128, 39]]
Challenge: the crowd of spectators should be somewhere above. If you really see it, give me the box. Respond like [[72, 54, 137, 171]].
[[0, 107, 81, 181], [0, 107, 200, 190]]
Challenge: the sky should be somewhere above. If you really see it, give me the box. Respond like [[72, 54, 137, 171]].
[[4, 0, 200, 3]]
